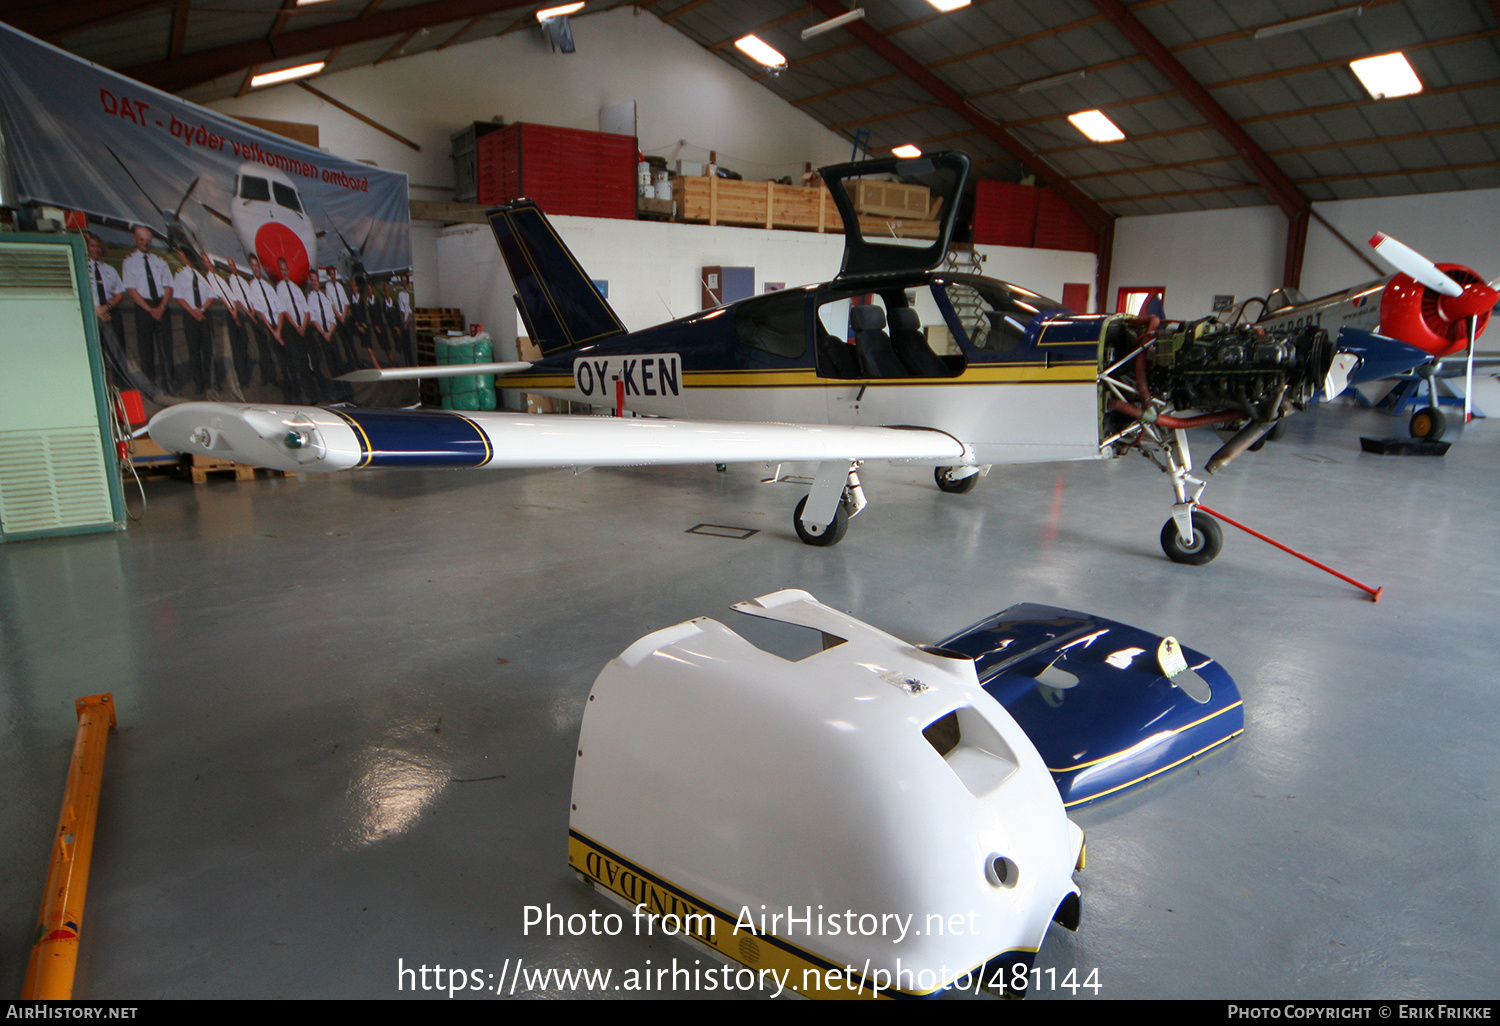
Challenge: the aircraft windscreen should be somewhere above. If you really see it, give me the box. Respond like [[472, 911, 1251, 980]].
[[273, 183, 303, 213], [238, 176, 270, 202], [939, 278, 1061, 353]]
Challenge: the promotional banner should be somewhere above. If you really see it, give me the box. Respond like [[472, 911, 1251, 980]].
[[0, 23, 417, 408]]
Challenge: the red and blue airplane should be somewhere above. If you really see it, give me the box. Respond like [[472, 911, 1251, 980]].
[[150, 151, 1458, 564]]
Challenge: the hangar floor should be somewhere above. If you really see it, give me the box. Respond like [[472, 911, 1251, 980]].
[[2, 397, 1497, 1001]]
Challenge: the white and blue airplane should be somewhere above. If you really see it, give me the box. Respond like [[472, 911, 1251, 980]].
[[149, 151, 1446, 564]]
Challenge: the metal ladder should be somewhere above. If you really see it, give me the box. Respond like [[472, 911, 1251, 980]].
[[942, 243, 987, 342]]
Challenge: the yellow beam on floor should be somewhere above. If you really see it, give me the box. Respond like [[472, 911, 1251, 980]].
[[22, 694, 118, 1000]]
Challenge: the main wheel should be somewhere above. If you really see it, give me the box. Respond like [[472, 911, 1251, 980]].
[[1160, 511, 1223, 565], [794, 495, 849, 546], [1409, 406, 1447, 442], [934, 466, 979, 494]]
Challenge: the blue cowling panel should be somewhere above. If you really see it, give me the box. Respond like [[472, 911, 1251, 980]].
[[937, 604, 1244, 807], [1334, 328, 1432, 385], [331, 408, 492, 468]]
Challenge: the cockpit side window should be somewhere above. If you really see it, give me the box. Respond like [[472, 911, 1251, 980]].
[[811, 287, 964, 378], [731, 289, 807, 360], [238, 175, 270, 202], [272, 183, 303, 214]]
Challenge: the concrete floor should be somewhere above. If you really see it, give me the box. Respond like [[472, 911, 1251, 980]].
[[2, 397, 1498, 1000]]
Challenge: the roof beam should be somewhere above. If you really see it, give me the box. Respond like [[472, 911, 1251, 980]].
[[167, 0, 187, 60], [1087, 0, 1306, 218], [805, 0, 1114, 233], [122, 0, 539, 93], [0, 0, 172, 39]]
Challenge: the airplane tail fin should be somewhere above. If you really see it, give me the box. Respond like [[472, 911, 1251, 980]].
[[488, 200, 627, 356]]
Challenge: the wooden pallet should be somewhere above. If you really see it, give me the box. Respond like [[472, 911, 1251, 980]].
[[188, 455, 296, 484], [414, 307, 465, 334]]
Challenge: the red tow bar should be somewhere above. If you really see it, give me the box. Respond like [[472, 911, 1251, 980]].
[[1198, 504, 1384, 602]]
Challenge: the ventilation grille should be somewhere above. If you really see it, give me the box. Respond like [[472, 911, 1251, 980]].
[[0, 248, 76, 293], [0, 429, 114, 535]]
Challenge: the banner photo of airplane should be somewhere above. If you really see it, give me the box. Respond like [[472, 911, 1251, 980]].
[[0, 22, 416, 410]]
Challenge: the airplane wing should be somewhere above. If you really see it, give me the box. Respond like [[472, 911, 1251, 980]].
[[148, 402, 967, 474]]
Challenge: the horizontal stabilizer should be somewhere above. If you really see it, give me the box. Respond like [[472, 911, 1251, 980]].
[[336, 362, 533, 382]]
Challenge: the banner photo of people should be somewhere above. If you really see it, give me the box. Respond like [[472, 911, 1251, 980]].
[[0, 23, 417, 410]]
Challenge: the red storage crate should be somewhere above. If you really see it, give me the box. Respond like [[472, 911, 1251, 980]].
[[475, 122, 637, 220], [1033, 188, 1096, 252], [972, 179, 1038, 247]]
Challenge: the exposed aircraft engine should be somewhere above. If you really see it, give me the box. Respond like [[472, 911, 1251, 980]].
[[1102, 318, 1333, 474], [1147, 320, 1334, 422]]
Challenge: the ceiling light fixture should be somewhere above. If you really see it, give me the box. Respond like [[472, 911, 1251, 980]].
[[801, 7, 866, 40], [891, 144, 922, 158], [536, 2, 585, 20], [1253, 5, 1361, 40], [1349, 51, 1423, 99], [925, 0, 972, 11], [249, 62, 326, 88], [1067, 109, 1125, 143], [1016, 69, 1086, 94], [734, 34, 787, 70]]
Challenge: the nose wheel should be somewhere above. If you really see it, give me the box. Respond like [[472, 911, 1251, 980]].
[[1161, 511, 1223, 565]]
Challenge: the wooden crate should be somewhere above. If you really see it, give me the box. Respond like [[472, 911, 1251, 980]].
[[677, 176, 832, 231], [675, 176, 939, 240], [851, 178, 931, 219]]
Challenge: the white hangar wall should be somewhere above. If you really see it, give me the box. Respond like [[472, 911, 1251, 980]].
[[207, 5, 856, 307], [210, 5, 852, 186], [1110, 187, 1500, 318]]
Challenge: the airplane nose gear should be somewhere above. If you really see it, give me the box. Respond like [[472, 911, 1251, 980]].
[[1099, 319, 1334, 565], [1161, 510, 1222, 565]]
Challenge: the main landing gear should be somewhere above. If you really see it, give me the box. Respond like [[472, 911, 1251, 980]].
[[934, 464, 989, 494], [793, 461, 866, 547], [1409, 406, 1447, 442]]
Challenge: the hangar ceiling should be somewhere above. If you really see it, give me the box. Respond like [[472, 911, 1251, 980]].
[[0, 0, 1496, 223]]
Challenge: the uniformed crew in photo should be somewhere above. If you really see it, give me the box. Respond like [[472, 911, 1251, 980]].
[[275, 256, 314, 403], [84, 229, 131, 387], [244, 254, 283, 388], [216, 256, 254, 394], [173, 248, 220, 395], [121, 223, 173, 393]]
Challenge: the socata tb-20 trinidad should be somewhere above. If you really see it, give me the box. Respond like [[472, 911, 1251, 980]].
[[150, 151, 1444, 564]]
